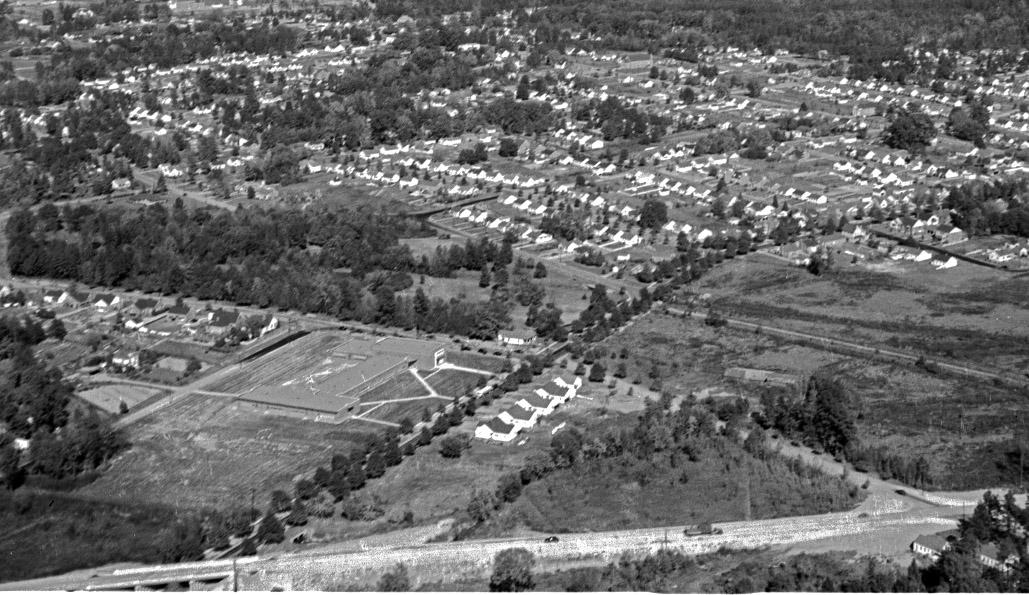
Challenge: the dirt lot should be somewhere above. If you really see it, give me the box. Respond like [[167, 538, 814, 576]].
[[78, 394, 373, 510]]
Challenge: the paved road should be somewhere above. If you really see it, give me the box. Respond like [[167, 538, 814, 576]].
[[0, 498, 969, 591]]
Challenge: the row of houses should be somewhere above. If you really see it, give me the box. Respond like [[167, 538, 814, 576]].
[[475, 376, 582, 442]]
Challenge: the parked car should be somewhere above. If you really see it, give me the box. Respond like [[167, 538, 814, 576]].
[[544, 535, 559, 543]]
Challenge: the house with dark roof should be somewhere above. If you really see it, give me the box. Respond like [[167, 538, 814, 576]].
[[474, 417, 519, 442], [499, 406, 537, 430], [911, 531, 1017, 572], [536, 379, 576, 403], [132, 298, 160, 316], [166, 302, 191, 320], [93, 293, 121, 310], [208, 309, 240, 328], [516, 392, 557, 416]]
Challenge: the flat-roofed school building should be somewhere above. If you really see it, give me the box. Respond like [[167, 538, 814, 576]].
[[237, 334, 447, 423]]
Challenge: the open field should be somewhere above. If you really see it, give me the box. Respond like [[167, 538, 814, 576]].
[[692, 256, 1029, 370], [78, 394, 373, 510]]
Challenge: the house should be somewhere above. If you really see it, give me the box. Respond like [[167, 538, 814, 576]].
[[42, 289, 66, 305], [498, 406, 537, 430], [93, 293, 121, 310], [256, 314, 279, 336], [132, 298, 160, 316], [936, 224, 966, 245], [111, 349, 140, 369], [554, 375, 583, 390], [911, 532, 1016, 572], [475, 417, 519, 442], [498, 329, 537, 346], [536, 380, 577, 403], [841, 221, 868, 241], [516, 392, 557, 416], [208, 308, 240, 329], [166, 302, 191, 320]]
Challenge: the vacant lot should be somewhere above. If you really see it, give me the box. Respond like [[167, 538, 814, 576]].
[[691, 256, 1029, 371], [78, 394, 373, 510]]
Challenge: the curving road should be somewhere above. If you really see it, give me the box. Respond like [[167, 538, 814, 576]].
[[0, 501, 966, 591]]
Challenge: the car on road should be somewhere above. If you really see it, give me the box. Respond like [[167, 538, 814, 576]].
[[544, 536, 559, 543], [683, 523, 722, 536], [895, 489, 907, 496]]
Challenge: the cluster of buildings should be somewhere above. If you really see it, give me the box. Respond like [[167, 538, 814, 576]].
[[38, 287, 278, 346], [475, 375, 582, 442]]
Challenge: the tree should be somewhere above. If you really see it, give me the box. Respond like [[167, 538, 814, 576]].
[[270, 490, 292, 513], [533, 261, 547, 278], [378, 563, 411, 591], [468, 488, 498, 522], [479, 264, 492, 288], [365, 450, 386, 478], [239, 538, 258, 556], [439, 434, 468, 458], [0, 436, 24, 489], [490, 548, 535, 592], [638, 198, 668, 230], [498, 137, 519, 157], [496, 472, 523, 503], [284, 500, 308, 526], [883, 109, 936, 153], [47, 318, 66, 341], [256, 511, 285, 544], [588, 362, 606, 383]]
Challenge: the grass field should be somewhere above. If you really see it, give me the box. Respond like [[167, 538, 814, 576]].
[[692, 256, 1029, 370], [600, 312, 844, 395], [423, 368, 487, 397], [78, 394, 373, 510]]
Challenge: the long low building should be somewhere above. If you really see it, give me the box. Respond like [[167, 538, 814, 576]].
[[238, 334, 447, 423]]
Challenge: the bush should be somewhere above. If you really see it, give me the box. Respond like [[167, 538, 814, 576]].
[[440, 434, 469, 458], [256, 512, 285, 544]]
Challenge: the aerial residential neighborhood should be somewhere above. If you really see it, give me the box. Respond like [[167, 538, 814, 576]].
[[0, 0, 1028, 592]]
